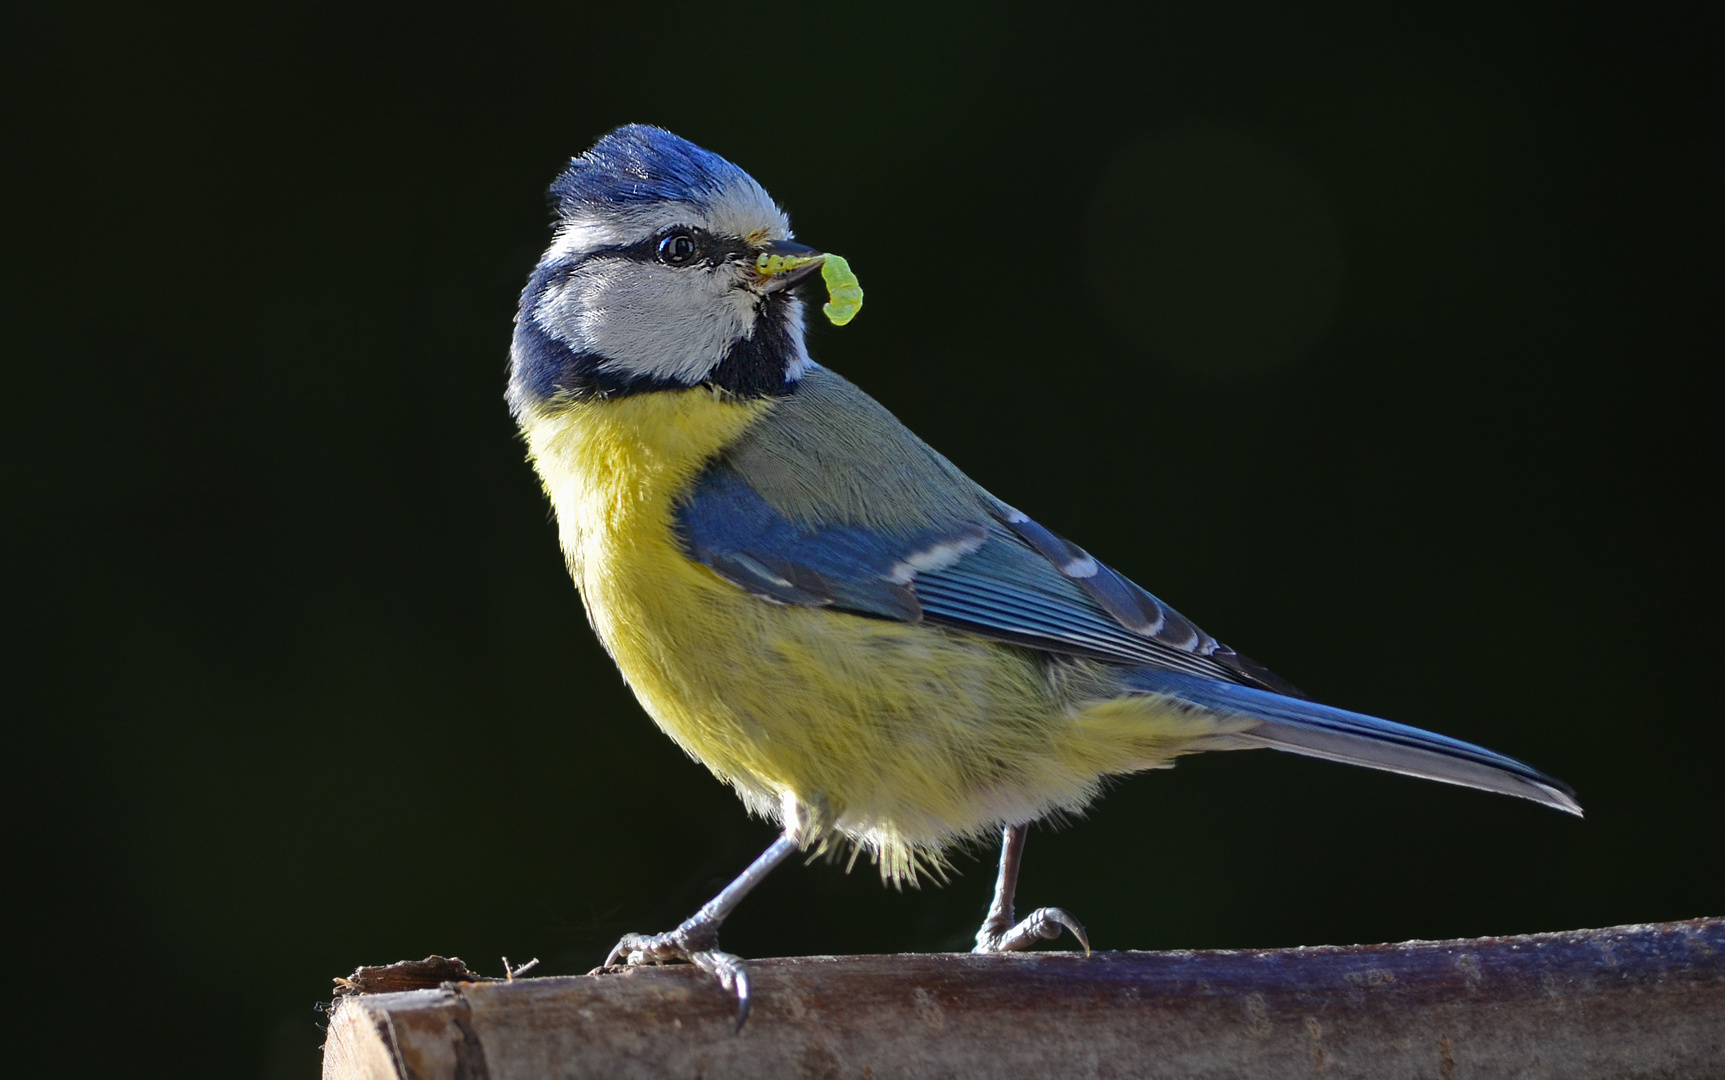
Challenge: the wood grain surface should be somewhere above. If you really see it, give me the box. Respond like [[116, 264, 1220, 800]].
[[323, 917, 1724, 1079]]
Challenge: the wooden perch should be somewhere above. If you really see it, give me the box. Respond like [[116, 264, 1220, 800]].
[[323, 917, 1723, 1079]]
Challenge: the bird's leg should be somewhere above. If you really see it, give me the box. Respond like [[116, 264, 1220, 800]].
[[972, 823, 1090, 954], [600, 833, 798, 1030]]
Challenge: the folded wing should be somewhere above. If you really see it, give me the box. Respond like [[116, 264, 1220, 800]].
[[675, 461, 1287, 690], [674, 457, 1579, 817]]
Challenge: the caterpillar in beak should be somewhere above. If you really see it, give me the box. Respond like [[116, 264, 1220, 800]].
[[819, 255, 863, 326], [754, 251, 864, 326]]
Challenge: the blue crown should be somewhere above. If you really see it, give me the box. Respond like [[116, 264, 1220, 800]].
[[549, 125, 753, 216]]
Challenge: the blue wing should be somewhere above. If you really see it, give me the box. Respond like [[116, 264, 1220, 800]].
[[674, 459, 1581, 816], [673, 461, 1297, 693]]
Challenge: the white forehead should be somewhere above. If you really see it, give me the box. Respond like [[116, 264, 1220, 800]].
[[548, 175, 793, 259]]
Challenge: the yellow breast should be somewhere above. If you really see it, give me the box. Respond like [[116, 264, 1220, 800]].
[[520, 387, 1238, 880]]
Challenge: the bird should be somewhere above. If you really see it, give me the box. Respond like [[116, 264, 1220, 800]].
[[506, 124, 1580, 1027]]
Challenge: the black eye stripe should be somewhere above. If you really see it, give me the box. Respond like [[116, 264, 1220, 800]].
[[574, 229, 756, 269]]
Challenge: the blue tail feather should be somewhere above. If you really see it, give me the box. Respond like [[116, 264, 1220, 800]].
[[1125, 668, 1582, 816]]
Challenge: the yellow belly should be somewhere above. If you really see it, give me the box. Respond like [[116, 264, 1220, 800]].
[[521, 387, 1237, 880]]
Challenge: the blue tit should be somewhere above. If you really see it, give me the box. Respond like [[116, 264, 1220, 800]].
[[506, 125, 1580, 1026]]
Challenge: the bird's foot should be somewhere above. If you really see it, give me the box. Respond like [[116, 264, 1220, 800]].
[[973, 906, 1091, 954], [598, 916, 755, 1029]]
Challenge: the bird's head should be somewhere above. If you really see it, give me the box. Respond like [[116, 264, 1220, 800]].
[[508, 126, 828, 416]]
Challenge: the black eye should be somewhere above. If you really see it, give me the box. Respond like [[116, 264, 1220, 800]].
[[657, 231, 701, 266]]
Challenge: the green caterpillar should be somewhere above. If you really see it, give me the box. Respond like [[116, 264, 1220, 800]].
[[819, 254, 863, 326], [753, 251, 864, 327]]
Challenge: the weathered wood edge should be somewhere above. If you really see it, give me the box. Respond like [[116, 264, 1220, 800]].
[[323, 917, 1725, 1080]]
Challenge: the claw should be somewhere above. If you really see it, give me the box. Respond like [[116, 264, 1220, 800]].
[[975, 905, 1091, 954], [690, 949, 753, 1030], [1039, 907, 1092, 955], [599, 924, 756, 1029], [589, 834, 800, 1030], [601, 938, 630, 970]]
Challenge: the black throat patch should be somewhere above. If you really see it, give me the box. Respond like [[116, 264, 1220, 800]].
[[706, 292, 803, 398]]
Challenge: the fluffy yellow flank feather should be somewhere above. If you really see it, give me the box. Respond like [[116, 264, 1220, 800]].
[[522, 387, 1248, 881]]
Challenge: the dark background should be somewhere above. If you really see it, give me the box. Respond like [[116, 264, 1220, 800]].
[[7, 3, 1720, 1077]]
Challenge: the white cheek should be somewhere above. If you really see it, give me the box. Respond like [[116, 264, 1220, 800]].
[[540, 261, 760, 383]]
